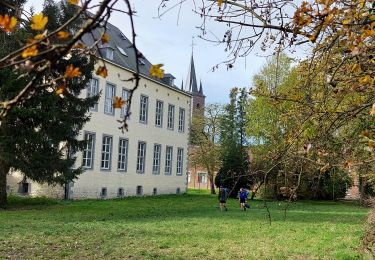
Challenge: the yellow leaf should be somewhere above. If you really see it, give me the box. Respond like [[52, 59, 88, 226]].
[[308, 34, 316, 42], [57, 31, 70, 39], [34, 34, 44, 40], [0, 15, 17, 32], [101, 33, 110, 44], [149, 64, 164, 79], [65, 64, 81, 78], [342, 19, 350, 25], [352, 63, 361, 73], [218, 0, 223, 7], [56, 85, 65, 95], [21, 45, 38, 58], [96, 66, 108, 78], [68, 0, 79, 5], [370, 103, 375, 116], [31, 13, 48, 31], [113, 96, 126, 109], [359, 75, 371, 84]]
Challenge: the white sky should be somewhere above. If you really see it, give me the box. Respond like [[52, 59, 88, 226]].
[[26, 1, 307, 104]]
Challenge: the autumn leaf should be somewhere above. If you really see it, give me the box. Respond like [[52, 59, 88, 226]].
[[359, 75, 371, 84], [21, 45, 38, 58], [0, 15, 17, 32], [149, 64, 164, 78], [56, 85, 65, 95], [342, 19, 350, 25], [113, 96, 126, 109], [65, 64, 81, 78], [218, 0, 223, 7], [31, 13, 48, 31], [370, 103, 375, 116], [34, 34, 45, 40], [101, 33, 110, 44], [68, 0, 79, 5], [96, 66, 108, 78], [57, 31, 70, 40]]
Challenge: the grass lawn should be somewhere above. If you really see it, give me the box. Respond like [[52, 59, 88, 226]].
[[0, 189, 369, 259]]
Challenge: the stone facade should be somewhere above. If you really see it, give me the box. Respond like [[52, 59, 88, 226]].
[[6, 22, 192, 199]]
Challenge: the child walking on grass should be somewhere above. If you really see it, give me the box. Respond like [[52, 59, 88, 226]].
[[239, 188, 249, 211]]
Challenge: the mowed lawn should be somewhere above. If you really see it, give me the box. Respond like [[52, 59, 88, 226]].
[[0, 190, 369, 259]]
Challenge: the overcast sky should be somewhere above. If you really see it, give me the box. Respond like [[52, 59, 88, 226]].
[[27, 1, 301, 104]]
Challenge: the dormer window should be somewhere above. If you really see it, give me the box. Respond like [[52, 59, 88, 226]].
[[117, 46, 128, 56], [138, 59, 145, 65], [103, 47, 114, 60]]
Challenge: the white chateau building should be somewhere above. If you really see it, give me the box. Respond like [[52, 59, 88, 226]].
[[6, 21, 204, 199]]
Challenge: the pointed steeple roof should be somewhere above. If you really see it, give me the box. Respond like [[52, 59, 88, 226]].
[[199, 80, 204, 95], [185, 52, 199, 93], [181, 78, 184, 90]]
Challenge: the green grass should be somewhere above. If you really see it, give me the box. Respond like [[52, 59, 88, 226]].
[[0, 191, 369, 259]]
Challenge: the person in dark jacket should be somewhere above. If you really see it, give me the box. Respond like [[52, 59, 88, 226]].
[[218, 186, 228, 211]]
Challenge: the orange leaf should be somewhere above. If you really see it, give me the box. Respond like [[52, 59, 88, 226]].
[[0, 15, 17, 33], [57, 31, 70, 40], [113, 96, 126, 109], [34, 34, 45, 40], [217, 0, 223, 7], [21, 45, 38, 58], [65, 64, 81, 78], [96, 66, 108, 78], [101, 33, 110, 44], [68, 0, 79, 5], [31, 13, 48, 31]]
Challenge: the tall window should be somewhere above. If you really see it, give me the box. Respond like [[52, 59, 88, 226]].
[[139, 95, 148, 123], [198, 172, 207, 184], [178, 108, 185, 132], [176, 148, 184, 175], [121, 88, 130, 117], [136, 141, 146, 173], [155, 100, 163, 127], [165, 146, 173, 175], [87, 78, 99, 111], [82, 132, 95, 168], [152, 144, 161, 174], [104, 83, 115, 115], [101, 135, 112, 170], [117, 138, 128, 171], [167, 104, 175, 130]]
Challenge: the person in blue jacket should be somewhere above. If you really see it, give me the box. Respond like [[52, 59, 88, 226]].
[[239, 188, 249, 211]]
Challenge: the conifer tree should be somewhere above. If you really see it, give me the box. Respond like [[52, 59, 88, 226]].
[[0, 0, 98, 208]]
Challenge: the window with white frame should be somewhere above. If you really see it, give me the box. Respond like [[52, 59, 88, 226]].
[[105, 48, 114, 60], [178, 108, 185, 132], [139, 95, 148, 123], [101, 135, 112, 170], [82, 132, 95, 168], [152, 144, 161, 174], [117, 138, 128, 171], [176, 148, 184, 175], [121, 88, 130, 118], [167, 104, 175, 130], [198, 172, 207, 184], [104, 83, 115, 115], [87, 78, 99, 111], [165, 146, 173, 175], [155, 100, 163, 127], [136, 141, 146, 173]]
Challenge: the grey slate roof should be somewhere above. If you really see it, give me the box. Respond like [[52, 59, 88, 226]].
[[81, 22, 183, 91]]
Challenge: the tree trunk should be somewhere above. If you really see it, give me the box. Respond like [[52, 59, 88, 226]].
[[209, 174, 215, 194], [0, 162, 9, 209]]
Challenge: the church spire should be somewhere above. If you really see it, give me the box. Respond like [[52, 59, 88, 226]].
[[199, 79, 204, 95], [185, 51, 199, 93]]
